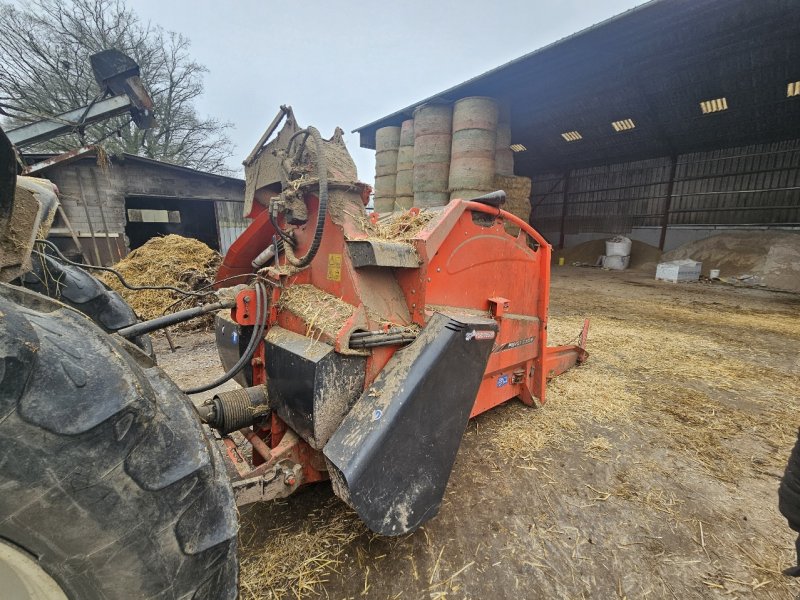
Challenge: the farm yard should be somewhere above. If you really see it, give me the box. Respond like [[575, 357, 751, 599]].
[[156, 267, 800, 599]]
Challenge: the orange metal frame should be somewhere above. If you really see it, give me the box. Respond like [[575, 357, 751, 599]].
[[217, 195, 588, 485]]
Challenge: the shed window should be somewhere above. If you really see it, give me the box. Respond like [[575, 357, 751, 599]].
[[611, 118, 635, 131], [127, 209, 181, 223], [700, 97, 728, 114], [788, 82, 800, 97], [561, 131, 582, 142]]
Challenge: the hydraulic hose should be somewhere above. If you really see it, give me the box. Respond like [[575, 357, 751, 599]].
[[284, 126, 328, 268], [182, 281, 268, 395], [117, 300, 235, 339]]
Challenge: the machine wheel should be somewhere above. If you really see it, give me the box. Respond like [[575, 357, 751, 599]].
[[0, 283, 238, 599], [20, 252, 154, 358]]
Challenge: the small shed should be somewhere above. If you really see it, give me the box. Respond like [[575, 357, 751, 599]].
[[24, 152, 247, 265]]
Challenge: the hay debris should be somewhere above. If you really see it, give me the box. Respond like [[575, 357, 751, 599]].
[[484, 287, 800, 482], [98, 234, 220, 327], [277, 284, 354, 339], [238, 499, 366, 599], [585, 436, 613, 457], [368, 209, 437, 242]]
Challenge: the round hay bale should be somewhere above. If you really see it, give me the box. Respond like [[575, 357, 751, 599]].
[[414, 191, 450, 208], [449, 96, 498, 192], [412, 104, 452, 137], [375, 126, 401, 151], [375, 149, 399, 176], [452, 96, 499, 131], [399, 119, 415, 146]]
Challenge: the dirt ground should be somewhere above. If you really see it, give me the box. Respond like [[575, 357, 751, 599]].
[[155, 267, 800, 599]]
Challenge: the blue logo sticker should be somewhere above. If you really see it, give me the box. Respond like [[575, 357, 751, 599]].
[[232, 331, 239, 344], [497, 374, 509, 388], [372, 409, 383, 421]]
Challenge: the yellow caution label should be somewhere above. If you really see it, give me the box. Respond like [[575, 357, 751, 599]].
[[327, 253, 342, 281]]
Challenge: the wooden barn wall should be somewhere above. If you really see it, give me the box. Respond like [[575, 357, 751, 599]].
[[530, 139, 800, 245]]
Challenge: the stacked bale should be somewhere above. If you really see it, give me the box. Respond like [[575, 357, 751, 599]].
[[494, 174, 532, 236], [413, 104, 452, 208], [495, 107, 514, 177], [374, 126, 401, 213], [448, 97, 498, 200], [394, 119, 415, 210]]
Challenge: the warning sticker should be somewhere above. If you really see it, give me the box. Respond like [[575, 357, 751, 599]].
[[465, 329, 496, 341], [327, 253, 342, 281]]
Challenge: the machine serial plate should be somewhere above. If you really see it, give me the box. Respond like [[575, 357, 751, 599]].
[[327, 253, 342, 281]]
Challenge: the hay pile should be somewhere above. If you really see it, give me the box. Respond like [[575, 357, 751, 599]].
[[239, 499, 365, 599], [554, 238, 662, 271], [663, 231, 800, 292], [100, 234, 221, 325], [494, 174, 532, 236], [369, 209, 437, 242], [277, 284, 355, 340]]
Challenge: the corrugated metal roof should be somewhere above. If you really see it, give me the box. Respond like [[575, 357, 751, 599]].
[[355, 0, 800, 172], [24, 151, 245, 187]]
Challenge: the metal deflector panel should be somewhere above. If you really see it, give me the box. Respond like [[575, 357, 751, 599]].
[[324, 312, 497, 535]]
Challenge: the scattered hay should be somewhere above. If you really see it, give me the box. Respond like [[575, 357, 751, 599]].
[[585, 436, 613, 457], [485, 285, 800, 482], [238, 499, 366, 599], [370, 209, 437, 242], [277, 284, 354, 339], [485, 362, 639, 462], [98, 234, 220, 327]]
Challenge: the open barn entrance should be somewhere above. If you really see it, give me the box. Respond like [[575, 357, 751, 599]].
[[125, 196, 219, 251]]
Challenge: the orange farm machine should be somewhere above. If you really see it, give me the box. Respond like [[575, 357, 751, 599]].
[[195, 107, 589, 535]]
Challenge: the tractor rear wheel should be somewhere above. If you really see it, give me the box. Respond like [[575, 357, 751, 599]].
[[20, 252, 154, 358], [0, 283, 238, 599]]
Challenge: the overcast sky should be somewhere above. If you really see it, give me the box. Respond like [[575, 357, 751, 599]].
[[130, 0, 646, 180]]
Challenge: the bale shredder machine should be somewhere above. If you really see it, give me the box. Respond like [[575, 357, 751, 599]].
[[200, 107, 589, 535]]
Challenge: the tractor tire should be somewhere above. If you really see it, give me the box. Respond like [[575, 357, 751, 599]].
[[0, 283, 238, 599], [20, 252, 154, 358]]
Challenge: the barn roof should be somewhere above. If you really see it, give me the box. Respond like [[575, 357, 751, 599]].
[[354, 0, 800, 173]]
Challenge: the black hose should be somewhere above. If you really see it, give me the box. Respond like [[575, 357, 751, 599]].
[[270, 208, 295, 247], [286, 128, 311, 159], [284, 126, 328, 268], [182, 282, 268, 395], [117, 299, 235, 339], [33, 240, 217, 298]]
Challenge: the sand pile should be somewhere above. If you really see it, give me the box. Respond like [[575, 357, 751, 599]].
[[100, 234, 221, 325], [663, 231, 800, 292], [554, 238, 662, 272]]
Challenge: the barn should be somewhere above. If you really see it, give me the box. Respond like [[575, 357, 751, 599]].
[[354, 0, 800, 252], [25, 151, 248, 265]]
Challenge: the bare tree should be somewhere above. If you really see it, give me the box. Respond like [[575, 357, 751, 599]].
[[0, 0, 234, 174]]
